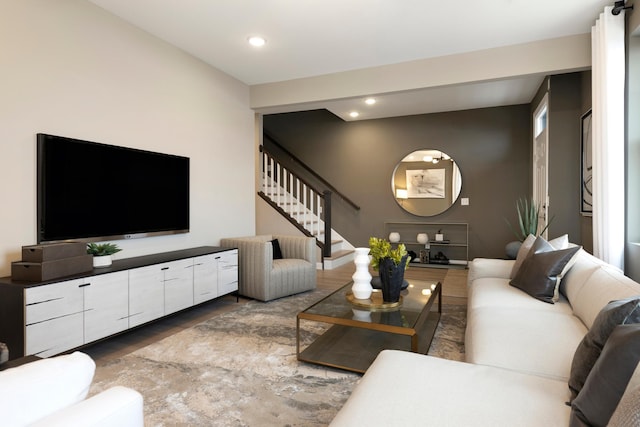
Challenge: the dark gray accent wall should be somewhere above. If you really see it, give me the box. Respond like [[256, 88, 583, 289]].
[[264, 106, 531, 259], [547, 73, 585, 245], [580, 71, 594, 253], [529, 72, 591, 249]]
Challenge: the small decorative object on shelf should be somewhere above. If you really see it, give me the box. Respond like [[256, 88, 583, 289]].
[[351, 247, 373, 300], [417, 233, 429, 244], [383, 222, 469, 269], [431, 251, 450, 265], [388, 232, 400, 243], [86, 242, 122, 268]]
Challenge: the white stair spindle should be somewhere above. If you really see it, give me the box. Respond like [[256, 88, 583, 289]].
[[302, 183, 307, 230], [263, 152, 269, 194], [283, 167, 289, 214], [288, 170, 294, 216], [316, 193, 321, 241], [269, 156, 275, 198], [297, 180, 302, 225]]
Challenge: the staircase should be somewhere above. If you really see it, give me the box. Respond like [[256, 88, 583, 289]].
[[323, 237, 356, 269], [259, 145, 356, 269]]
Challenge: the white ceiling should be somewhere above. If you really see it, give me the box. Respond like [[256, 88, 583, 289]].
[[88, 0, 611, 119]]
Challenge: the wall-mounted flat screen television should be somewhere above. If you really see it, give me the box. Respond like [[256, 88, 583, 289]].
[[37, 133, 190, 243]]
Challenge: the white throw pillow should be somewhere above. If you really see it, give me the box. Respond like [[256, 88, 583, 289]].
[[510, 234, 536, 279]]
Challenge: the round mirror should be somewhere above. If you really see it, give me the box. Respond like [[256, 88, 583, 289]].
[[391, 149, 462, 216]]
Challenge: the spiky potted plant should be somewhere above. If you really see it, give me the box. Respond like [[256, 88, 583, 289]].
[[504, 197, 554, 258], [87, 243, 122, 268]]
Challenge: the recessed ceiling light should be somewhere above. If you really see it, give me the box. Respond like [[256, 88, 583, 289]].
[[365, 98, 376, 105], [349, 111, 359, 118], [248, 36, 266, 47]]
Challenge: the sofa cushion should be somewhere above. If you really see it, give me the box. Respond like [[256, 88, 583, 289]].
[[572, 266, 640, 329], [29, 386, 145, 427], [0, 352, 95, 426], [509, 237, 580, 303], [571, 325, 640, 427], [569, 297, 640, 399], [465, 307, 587, 381], [559, 249, 604, 303], [330, 350, 571, 427], [468, 277, 573, 315], [468, 258, 515, 285]]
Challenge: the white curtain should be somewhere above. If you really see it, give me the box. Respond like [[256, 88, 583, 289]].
[[592, 6, 626, 270]]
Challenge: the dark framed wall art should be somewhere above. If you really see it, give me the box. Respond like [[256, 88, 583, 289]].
[[581, 109, 593, 216]]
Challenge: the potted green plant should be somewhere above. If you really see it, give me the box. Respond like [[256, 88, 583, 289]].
[[368, 237, 410, 303], [368, 237, 410, 269], [504, 197, 554, 258], [87, 243, 122, 268]]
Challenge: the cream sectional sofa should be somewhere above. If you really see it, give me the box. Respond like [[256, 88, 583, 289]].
[[0, 352, 143, 427], [331, 237, 640, 426]]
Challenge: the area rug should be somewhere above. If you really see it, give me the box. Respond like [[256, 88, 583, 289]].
[[90, 289, 466, 426]]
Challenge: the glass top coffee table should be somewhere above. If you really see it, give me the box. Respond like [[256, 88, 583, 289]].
[[296, 279, 441, 373]]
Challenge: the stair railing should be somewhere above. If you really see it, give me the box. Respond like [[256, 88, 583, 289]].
[[260, 147, 333, 258], [263, 132, 360, 211]]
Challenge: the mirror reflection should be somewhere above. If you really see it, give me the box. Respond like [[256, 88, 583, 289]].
[[392, 149, 462, 216]]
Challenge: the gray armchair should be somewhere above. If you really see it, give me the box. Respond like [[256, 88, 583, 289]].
[[220, 234, 317, 301]]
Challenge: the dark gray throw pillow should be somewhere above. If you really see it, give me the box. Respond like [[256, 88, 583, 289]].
[[509, 237, 580, 304], [571, 324, 640, 427], [270, 239, 283, 260], [568, 297, 640, 400]]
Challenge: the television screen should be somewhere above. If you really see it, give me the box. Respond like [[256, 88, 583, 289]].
[[37, 133, 190, 243]]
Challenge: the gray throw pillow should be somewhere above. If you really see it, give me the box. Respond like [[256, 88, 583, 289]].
[[571, 324, 640, 427], [509, 234, 569, 279], [568, 297, 640, 400], [509, 237, 581, 304]]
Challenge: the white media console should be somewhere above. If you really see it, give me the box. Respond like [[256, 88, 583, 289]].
[[0, 246, 238, 359]]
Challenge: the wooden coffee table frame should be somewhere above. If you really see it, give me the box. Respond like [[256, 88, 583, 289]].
[[296, 280, 441, 373]]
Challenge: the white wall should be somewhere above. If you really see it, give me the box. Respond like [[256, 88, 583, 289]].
[[250, 34, 591, 111], [0, 0, 256, 276]]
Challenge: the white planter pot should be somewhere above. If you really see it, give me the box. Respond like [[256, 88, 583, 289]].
[[417, 233, 429, 244], [93, 255, 112, 268]]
